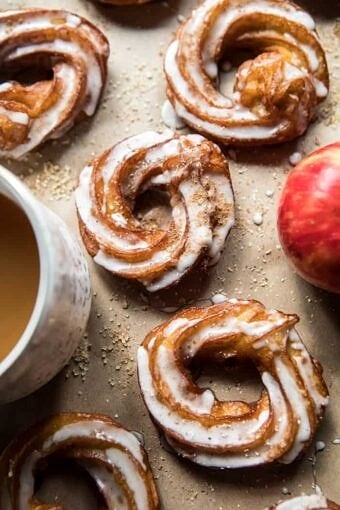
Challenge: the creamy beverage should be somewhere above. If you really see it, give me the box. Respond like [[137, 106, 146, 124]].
[[0, 194, 40, 362]]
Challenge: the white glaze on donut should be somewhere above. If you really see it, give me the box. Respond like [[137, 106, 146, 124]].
[[161, 99, 186, 129], [0, 9, 109, 158], [270, 494, 328, 510], [137, 300, 328, 468], [75, 132, 235, 291], [0, 415, 159, 510], [164, 0, 328, 145]]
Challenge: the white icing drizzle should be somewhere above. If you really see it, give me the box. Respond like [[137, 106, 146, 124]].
[[171, 94, 285, 140], [274, 358, 311, 463], [137, 300, 328, 468], [94, 247, 170, 274], [105, 448, 149, 510], [0, 9, 109, 158], [0, 83, 12, 93], [67, 13, 82, 27], [164, 0, 328, 144], [75, 132, 235, 291], [75, 166, 151, 252], [161, 99, 186, 129], [180, 313, 287, 358], [0, 106, 29, 125], [80, 463, 128, 510], [145, 178, 213, 292], [313, 79, 328, 98], [4, 63, 80, 158], [101, 130, 173, 189], [139, 345, 270, 449], [164, 317, 192, 336], [18, 451, 41, 510], [211, 293, 227, 304], [1, 416, 157, 510], [166, 371, 291, 468], [287, 330, 329, 414], [273, 494, 328, 510], [157, 344, 216, 414], [44, 421, 146, 468], [111, 212, 128, 226], [207, 173, 235, 263]]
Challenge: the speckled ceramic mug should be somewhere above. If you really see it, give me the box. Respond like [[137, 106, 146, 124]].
[[0, 165, 92, 404]]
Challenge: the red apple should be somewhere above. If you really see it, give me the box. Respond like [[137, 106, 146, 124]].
[[277, 142, 340, 293]]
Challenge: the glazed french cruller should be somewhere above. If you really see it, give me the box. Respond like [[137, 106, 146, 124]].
[[0, 413, 160, 510], [138, 299, 329, 468], [165, 0, 329, 145], [75, 131, 235, 292], [0, 9, 109, 158]]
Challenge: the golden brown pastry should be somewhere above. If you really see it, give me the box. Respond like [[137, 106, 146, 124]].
[[268, 494, 340, 509], [137, 299, 329, 468], [0, 9, 109, 159], [0, 413, 160, 509], [75, 131, 235, 292], [164, 0, 329, 146]]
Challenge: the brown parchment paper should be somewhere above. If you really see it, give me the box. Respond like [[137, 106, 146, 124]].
[[0, 0, 339, 508]]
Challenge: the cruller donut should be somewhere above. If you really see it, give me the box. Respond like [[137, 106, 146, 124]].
[[164, 0, 329, 146], [268, 494, 340, 509], [0, 413, 160, 510], [0, 9, 109, 159], [75, 131, 235, 292], [137, 299, 329, 468]]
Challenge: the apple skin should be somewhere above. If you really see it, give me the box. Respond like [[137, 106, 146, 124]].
[[278, 142, 340, 293]]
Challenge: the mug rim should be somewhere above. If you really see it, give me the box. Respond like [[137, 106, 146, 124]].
[[0, 165, 53, 377]]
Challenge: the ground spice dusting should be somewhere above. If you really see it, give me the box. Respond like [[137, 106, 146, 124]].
[[20, 161, 76, 201], [64, 334, 92, 382]]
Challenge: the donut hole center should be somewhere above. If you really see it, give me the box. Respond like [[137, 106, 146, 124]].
[[191, 356, 264, 404], [35, 459, 107, 509], [0, 61, 54, 86], [133, 188, 172, 231], [217, 48, 256, 97]]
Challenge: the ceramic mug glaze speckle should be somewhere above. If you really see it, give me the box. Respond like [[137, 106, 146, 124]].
[[0, 165, 92, 403]]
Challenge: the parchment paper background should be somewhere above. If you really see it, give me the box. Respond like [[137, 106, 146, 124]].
[[0, 0, 339, 508]]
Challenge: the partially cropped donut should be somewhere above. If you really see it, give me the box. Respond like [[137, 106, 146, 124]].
[[164, 0, 329, 146], [0, 9, 109, 159], [0, 413, 160, 509], [137, 299, 329, 468], [268, 494, 340, 509], [75, 131, 235, 292]]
